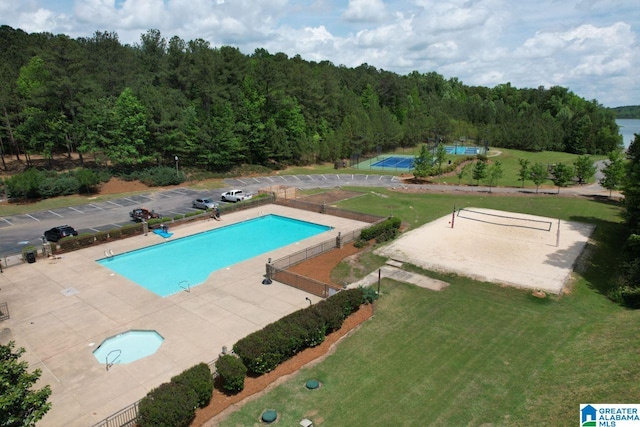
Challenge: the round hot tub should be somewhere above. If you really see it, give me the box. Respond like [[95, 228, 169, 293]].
[[93, 330, 164, 365]]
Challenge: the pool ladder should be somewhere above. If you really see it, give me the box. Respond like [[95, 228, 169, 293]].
[[105, 349, 121, 371], [179, 280, 191, 293], [104, 249, 114, 258]]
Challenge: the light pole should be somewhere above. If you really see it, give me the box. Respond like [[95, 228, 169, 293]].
[[174, 155, 179, 177]]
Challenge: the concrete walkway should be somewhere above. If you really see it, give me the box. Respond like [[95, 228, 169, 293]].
[[0, 205, 369, 427], [348, 260, 449, 292]]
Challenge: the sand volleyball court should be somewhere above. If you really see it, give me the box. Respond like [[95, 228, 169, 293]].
[[376, 208, 595, 294]]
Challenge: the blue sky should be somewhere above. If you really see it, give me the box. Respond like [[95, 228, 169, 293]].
[[1, 0, 639, 107]]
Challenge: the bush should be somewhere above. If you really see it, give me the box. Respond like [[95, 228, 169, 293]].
[[5, 169, 44, 199], [136, 166, 186, 187], [171, 363, 214, 408], [359, 217, 401, 242], [58, 235, 80, 251], [108, 228, 122, 239], [76, 168, 100, 193], [137, 382, 197, 427], [361, 285, 380, 303], [215, 355, 247, 394], [313, 299, 345, 333], [95, 231, 109, 242], [120, 223, 143, 236], [353, 239, 369, 248], [76, 233, 96, 247]]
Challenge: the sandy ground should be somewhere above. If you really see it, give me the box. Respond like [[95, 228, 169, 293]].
[[376, 207, 595, 294]]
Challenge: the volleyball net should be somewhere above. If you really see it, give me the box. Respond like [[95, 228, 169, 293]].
[[456, 208, 553, 232]]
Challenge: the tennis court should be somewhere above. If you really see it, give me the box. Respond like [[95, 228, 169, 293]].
[[371, 156, 415, 169], [376, 208, 595, 294]]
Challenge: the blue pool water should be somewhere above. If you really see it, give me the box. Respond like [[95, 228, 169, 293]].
[[98, 214, 332, 297], [93, 330, 164, 364]]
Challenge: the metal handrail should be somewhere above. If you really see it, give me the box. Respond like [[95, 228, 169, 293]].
[[106, 349, 121, 371]]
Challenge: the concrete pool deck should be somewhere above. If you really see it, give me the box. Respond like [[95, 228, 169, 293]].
[[0, 205, 370, 427]]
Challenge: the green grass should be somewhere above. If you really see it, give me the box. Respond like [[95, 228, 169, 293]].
[[218, 190, 639, 427], [431, 148, 608, 188]]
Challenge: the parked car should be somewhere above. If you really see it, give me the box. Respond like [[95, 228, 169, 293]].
[[44, 225, 78, 242], [130, 208, 160, 222], [192, 198, 218, 210], [220, 190, 252, 203]]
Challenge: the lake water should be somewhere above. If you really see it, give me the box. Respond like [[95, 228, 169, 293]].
[[617, 119, 640, 148]]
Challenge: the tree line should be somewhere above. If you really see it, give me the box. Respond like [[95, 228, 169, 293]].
[[0, 26, 622, 173]]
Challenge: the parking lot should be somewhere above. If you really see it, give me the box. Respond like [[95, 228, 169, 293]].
[[0, 174, 403, 259]]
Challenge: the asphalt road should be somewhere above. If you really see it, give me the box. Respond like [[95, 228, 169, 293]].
[[0, 165, 610, 258]]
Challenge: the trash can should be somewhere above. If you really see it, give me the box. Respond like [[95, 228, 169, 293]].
[[26, 251, 36, 264]]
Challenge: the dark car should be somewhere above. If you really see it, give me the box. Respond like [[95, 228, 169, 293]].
[[44, 225, 78, 242], [130, 208, 160, 222]]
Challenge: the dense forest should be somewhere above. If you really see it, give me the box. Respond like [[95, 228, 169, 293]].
[[611, 106, 640, 119], [0, 25, 622, 173]]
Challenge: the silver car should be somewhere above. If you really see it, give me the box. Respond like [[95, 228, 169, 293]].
[[192, 198, 218, 210]]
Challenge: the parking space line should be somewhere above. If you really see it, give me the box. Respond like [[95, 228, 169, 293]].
[[25, 214, 40, 222], [69, 206, 83, 213], [48, 210, 64, 217], [139, 194, 154, 200], [123, 198, 137, 204], [89, 204, 105, 210], [167, 189, 187, 195], [107, 200, 122, 207], [236, 178, 248, 185], [1, 217, 13, 225], [90, 228, 101, 232]]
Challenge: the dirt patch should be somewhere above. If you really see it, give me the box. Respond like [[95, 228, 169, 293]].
[[287, 242, 363, 286], [98, 177, 151, 194], [298, 189, 364, 205]]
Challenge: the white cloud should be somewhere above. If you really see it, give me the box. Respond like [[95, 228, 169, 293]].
[[343, 0, 387, 22]]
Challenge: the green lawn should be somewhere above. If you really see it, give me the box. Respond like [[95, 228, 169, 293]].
[[218, 190, 639, 426], [430, 147, 608, 188]]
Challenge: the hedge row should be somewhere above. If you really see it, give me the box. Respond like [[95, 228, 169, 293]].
[[359, 216, 401, 242], [55, 223, 145, 252], [137, 363, 213, 427], [233, 287, 366, 376]]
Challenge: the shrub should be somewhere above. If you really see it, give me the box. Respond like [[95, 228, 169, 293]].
[[137, 166, 186, 187], [95, 231, 109, 242], [76, 168, 100, 193], [173, 214, 185, 221], [353, 239, 369, 248], [313, 299, 345, 333], [361, 285, 380, 303], [120, 223, 142, 236], [359, 217, 401, 242], [108, 228, 122, 239], [76, 233, 95, 247], [6, 169, 44, 199], [215, 354, 247, 393], [137, 382, 197, 427], [58, 236, 80, 251], [171, 363, 214, 408], [329, 288, 364, 319]]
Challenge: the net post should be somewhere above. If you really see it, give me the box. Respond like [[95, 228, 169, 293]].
[[451, 205, 456, 228], [556, 219, 561, 247]]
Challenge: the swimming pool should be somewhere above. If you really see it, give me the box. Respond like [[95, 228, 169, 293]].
[[98, 214, 332, 297]]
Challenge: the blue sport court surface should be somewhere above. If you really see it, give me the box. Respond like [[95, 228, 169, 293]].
[[98, 214, 332, 297], [372, 156, 415, 169]]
